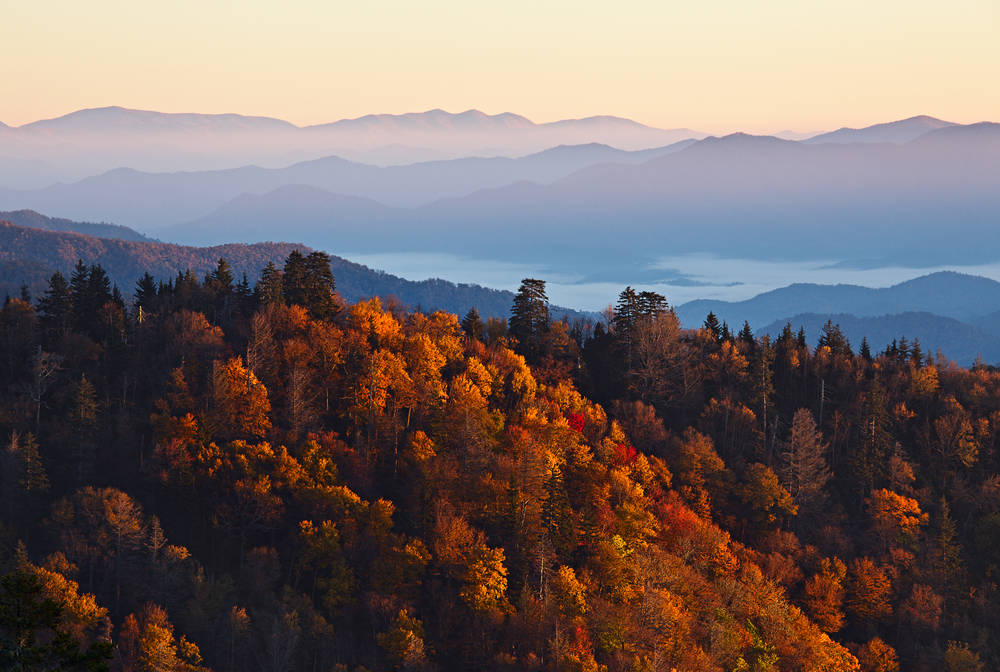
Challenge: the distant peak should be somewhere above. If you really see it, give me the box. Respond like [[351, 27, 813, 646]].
[[702, 132, 793, 144], [803, 115, 959, 145]]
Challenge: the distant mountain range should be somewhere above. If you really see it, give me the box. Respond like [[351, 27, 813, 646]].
[[4, 113, 994, 280], [802, 115, 958, 145], [0, 141, 696, 229], [757, 312, 1000, 366], [0, 108, 970, 192], [674, 272, 1000, 366], [2, 107, 700, 152], [131, 122, 1000, 277], [0, 107, 708, 189], [674, 272, 1000, 330]]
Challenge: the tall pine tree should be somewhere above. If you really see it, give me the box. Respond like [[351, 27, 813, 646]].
[[509, 278, 550, 363]]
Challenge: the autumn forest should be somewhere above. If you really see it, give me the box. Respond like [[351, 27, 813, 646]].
[[3, 251, 1000, 672]]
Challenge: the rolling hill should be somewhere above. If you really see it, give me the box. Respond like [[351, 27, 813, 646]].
[[0, 209, 155, 242], [757, 312, 1000, 366], [674, 272, 1000, 330], [0, 219, 587, 320]]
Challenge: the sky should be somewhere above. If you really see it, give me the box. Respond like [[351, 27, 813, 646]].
[[2, 1, 998, 134]]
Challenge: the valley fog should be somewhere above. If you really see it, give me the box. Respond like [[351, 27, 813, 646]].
[[340, 251, 1000, 320]]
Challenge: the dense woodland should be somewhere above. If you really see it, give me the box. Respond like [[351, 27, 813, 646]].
[[1, 250, 999, 672]]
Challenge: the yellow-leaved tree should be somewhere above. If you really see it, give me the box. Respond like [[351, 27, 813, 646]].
[[210, 357, 271, 441], [117, 602, 205, 672], [460, 545, 511, 615]]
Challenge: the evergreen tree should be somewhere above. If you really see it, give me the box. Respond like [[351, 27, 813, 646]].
[[777, 322, 794, 348], [209, 257, 235, 294], [611, 289, 667, 395], [258, 261, 284, 306], [235, 272, 252, 314], [541, 467, 574, 559], [897, 335, 910, 363], [612, 287, 638, 343], [859, 336, 873, 363], [0, 569, 113, 671], [110, 284, 126, 315], [818, 320, 852, 357], [68, 375, 99, 484], [934, 497, 964, 591], [461, 307, 484, 340], [703, 312, 722, 342], [509, 278, 550, 362], [722, 321, 734, 343], [885, 339, 899, 360], [69, 263, 113, 335], [37, 271, 73, 338], [612, 287, 640, 393], [19, 283, 31, 304], [169, 268, 201, 308], [304, 251, 338, 320], [69, 259, 90, 329], [911, 338, 923, 368], [852, 380, 892, 502], [748, 336, 775, 458], [87, 264, 112, 310], [1, 432, 49, 524], [281, 250, 337, 320], [738, 321, 756, 353], [133, 272, 158, 312], [282, 250, 309, 307], [636, 290, 667, 319]]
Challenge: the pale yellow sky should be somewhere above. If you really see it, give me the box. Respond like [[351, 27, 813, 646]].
[[2, 0, 997, 134]]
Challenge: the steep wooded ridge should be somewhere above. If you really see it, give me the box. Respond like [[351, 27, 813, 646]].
[[0, 209, 156, 242], [2, 264, 997, 671], [0, 220, 307, 286], [0, 219, 581, 320]]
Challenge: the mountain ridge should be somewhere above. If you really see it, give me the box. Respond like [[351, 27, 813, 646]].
[[802, 115, 957, 145], [0, 140, 696, 228], [757, 311, 1000, 366], [146, 123, 1000, 271], [0, 209, 155, 242], [0, 218, 589, 320], [674, 271, 1000, 330]]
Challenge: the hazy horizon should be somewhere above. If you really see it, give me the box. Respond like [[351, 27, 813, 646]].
[[335, 251, 1000, 317], [3, 2, 997, 134]]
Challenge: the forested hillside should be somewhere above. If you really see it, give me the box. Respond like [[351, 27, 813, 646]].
[[0, 209, 156, 242], [758, 312, 1000, 366], [0, 220, 307, 288], [1, 257, 997, 672], [0, 219, 586, 320]]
